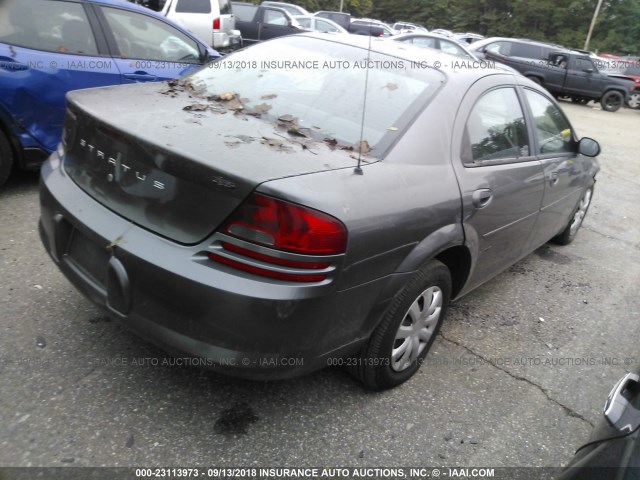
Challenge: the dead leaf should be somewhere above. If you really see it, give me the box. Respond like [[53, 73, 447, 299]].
[[287, 127, 312, 138], [278, 114, 297, 123], [261, 137, 283, 148], [324, 138, 338, 149], [218, 91, 236, 101], [358, 140, 371, 155], [261, 94, 277, 100], [383, 83, 398, 91], [248, 103, 272, 117], [183, 103, 209, 111], [106, 235, 126, 253]]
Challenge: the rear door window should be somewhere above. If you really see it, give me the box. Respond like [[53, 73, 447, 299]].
[[463, 88, 530, 163], [412, 36, 436, 48], [0, 0, 99, 55], [510, 43, 541, 59]]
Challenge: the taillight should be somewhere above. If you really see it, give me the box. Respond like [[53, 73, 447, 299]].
[[221, 193, 347, 255], [213, 17, 220, 30], [209, 194, 347, 282]]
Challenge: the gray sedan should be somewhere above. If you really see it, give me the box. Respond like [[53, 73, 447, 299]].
[[39, 34, 600, 390]]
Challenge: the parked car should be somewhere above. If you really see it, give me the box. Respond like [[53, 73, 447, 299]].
[[391, 21, 427, 34], [261, 1, 309, 17], [484, 49, 635, 112], [231, 2, 306, 45], [0, 0, 218, 187], [313, 10, 350, 31], [161, 0, 242, 52], [453, 32, 484, 45], [430, 28, 454, 38], [39, 33, 600, 391], [468, 36, 563, 61], [604, 59, 640, 109], [350, 19, 394, 37], [558, 368, 640, 479], [294, 15, 347, 34], [391, 32, 476, 59]]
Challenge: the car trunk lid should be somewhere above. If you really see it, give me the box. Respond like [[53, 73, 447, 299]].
[[62, 83, 362, 244]]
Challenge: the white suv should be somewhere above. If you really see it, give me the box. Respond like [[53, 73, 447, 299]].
[[162, 0, 241, 51]]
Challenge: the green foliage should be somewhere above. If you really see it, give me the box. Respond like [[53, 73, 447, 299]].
[[362, 0, 639, 55]]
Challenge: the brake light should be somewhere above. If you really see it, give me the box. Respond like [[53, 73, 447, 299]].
[[213, 17, 220, 30], [222, 194, 347, 255]]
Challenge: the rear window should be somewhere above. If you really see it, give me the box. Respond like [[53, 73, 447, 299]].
[[232, 3, 255, 21], [186, 36, 444, 155], [510, 43, 542, 59], [219, 0, 231, 15], [175, 0, 212, 13]]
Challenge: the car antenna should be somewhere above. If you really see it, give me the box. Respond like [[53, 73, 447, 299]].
[[354, 25, 374, 176]]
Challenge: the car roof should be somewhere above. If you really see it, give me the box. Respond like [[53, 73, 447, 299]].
[[292, 32, 509, 77]]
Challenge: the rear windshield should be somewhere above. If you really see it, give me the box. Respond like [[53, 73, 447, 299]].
[[175, 0, 212, 13], [183, 36, 444, 155]]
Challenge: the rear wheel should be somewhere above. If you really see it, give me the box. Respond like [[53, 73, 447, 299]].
[[600, 90, 624, 112], [349, 260, 451, 390], [0, 131, 14, 188], [552, 186, 593, 245]]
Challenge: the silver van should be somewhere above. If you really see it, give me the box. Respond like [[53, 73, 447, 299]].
[[162, 0, 241, 51]]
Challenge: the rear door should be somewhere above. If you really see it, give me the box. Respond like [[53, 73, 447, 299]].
[[258, 7, 296, 41], [94, 4, 206, 84], [450, 76, 545, 294], [0, 0, 120, 153]]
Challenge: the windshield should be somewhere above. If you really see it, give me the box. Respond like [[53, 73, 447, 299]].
[[183, 36, 444, 154]]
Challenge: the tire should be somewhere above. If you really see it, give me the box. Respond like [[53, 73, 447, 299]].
[[349, 260, 451, 390], [627, 91, 640, 109], [0, 131, 14, 188], [552, 186, 593, 245], [600, 90, 624, 112]]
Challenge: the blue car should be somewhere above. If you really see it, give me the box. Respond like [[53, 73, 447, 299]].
[[0, 0, 219, 186]]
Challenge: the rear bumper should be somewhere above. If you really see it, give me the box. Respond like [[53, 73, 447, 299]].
[[39, 153, 388, 380], [213, 30, 242, 50]]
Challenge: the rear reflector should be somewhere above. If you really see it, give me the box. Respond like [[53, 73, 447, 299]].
[[209, 253, 327, 282], [221, 242, 329, 269], [213, 17, 220, 30]]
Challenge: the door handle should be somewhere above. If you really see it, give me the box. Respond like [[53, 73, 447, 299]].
[[549, 171, 559, 186], [472, 188, 493, 209], [123, 72, 158, 82]]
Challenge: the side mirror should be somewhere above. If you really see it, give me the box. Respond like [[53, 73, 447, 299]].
[[578, 137, 600, 157]]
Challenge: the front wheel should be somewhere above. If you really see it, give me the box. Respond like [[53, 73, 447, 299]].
[[552, 186, 593, 245], [600, 91, 624, 112], [627, 91, 640, 109], [349, 260, 451, 390]]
